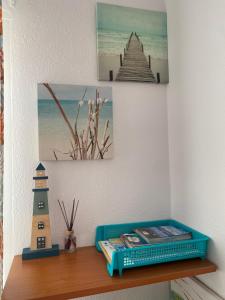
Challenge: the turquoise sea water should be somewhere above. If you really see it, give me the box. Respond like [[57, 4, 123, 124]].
[[97, 30, 168, 60], [38, 99, 113, 160]]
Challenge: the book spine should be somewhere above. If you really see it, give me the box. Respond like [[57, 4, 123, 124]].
[[98, 242, 114, 263]]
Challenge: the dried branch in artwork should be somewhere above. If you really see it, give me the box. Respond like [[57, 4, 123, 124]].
[[43, 83, 112, 160], [43, 83, 77, 145], [74, 88, 87, 131], [53, 151, 58, 161]]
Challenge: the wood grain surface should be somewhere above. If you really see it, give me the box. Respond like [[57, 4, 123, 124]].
[[2, 246, 217, 300]]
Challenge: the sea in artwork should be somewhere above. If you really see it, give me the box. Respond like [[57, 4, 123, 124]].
[[98, 29, 168, 59], [38, 84, 113, 161]]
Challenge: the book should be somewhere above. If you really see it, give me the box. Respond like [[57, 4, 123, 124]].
[[120, 233, 148, 248], [98, 240, 115, 263], [134, 225, 192, 244], [160, 226, 192, 239], [108, 238, 127, 251], [98, 239, 126, 263]]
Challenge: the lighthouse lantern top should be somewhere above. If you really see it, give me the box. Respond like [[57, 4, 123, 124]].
[[36, 163, 46, 177]]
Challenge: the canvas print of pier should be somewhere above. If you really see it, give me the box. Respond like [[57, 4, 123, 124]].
[[96, 3, 169, 84], [38, 83, 113, 161]]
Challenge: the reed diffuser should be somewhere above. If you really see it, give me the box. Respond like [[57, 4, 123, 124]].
[[58, 198, 79, 252]]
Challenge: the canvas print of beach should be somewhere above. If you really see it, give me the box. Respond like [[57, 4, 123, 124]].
[[38, 83, 113, 161], [96, 3, 169, 83]]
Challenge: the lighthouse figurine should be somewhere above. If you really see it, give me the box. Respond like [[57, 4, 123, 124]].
[[22, 163, 59, 260]]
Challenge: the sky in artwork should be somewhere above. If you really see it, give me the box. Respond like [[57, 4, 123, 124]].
[[38, 84, 112, 101], [97, 3, 167, 37]]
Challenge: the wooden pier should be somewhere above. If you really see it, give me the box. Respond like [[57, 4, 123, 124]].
[[116, 32, 156, 82]]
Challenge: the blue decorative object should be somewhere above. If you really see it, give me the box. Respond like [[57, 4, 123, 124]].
[[36, 163, 45, 170], [22, 163, 59, 260], [95, 219, 209, 276], [22, 244, 59, 260]]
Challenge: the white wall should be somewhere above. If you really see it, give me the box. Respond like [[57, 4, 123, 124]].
[[166, 0, 225, 297], [3, 0, 170, 299]]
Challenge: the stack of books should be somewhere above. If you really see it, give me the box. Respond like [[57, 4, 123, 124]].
[[98, 225, 192, 263], [98, 238, 127, 263]]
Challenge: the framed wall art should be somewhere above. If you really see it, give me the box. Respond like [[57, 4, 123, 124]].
[[96, 3, 169, 84], [38, 83, 113, 161]]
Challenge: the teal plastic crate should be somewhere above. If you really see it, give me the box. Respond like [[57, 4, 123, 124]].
[[95, 219, 209, 276]]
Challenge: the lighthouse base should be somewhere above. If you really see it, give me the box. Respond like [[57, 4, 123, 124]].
[[22, 244, 60, 260]]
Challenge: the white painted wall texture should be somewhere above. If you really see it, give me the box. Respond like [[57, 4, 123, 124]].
[[5, 0, 225, 299], [4, 0, 170, 299], [166, 0, 225, 298]]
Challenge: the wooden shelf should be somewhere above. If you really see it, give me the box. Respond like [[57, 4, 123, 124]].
[[2, 246, 217, 300]]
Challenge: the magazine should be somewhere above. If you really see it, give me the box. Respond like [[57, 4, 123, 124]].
[[120, 233, 148, 248], [108, 238, 127, 251], [134, 225, 192, 244]]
